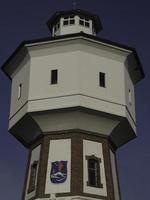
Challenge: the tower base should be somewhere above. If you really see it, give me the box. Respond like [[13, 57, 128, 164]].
[[22, 131, 121, 200]]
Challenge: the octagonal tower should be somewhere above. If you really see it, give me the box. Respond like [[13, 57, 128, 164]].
[[2, 9, 144, 200]]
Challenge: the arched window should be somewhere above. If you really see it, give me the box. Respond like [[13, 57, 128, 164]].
[[86, 155, 103, 188]]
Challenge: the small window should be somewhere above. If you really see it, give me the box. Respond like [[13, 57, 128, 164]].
[[63, 20, 69, 26], [63, 16, 75, 26], [79, 17, 90, 28], [85, 21, 90, 27], [99, 72, 105, 87], [70, 19, 75, 25], [129, 89, 132, 105], [86, 155, 103, 188], [18, 84, 22, 99], [79, 19, 84, 26], [51, 69, 58, 85], [28, 161, 38, 193]]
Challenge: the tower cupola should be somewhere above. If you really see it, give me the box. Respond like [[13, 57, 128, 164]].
[[47, 9, 102, 37]]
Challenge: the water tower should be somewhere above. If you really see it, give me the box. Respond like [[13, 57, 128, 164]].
[[2, 9, 144, 200]]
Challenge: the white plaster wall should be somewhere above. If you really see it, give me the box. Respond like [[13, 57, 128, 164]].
[[28, 47, 79, 100], [9, 102, 28, 129], [25, 145, 41, 200], [10, 55, 30, 118], [27, 40, 126, 117], [9, 38, 136, 134], [124, 67, 135, 121], [83, 140, 107, 197], [28, 41, 126, 105], [78, 47, 125, 105], [45, 139, 71, 194], [109, 150, 120, 200]]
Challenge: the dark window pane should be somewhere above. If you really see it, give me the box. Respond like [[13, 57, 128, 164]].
[[87, 158, 101, 187], [63, 20, 68, 26], [89, 170, 96, 186], [28, 161, 38, 193], [51, 69, 58, 84], [70, 19, 75, 25], [86, 156, 103, 188], [99, 72, 105, 87], [89, 159, 96, 169], [85, 22, 90, 27], [88, 159, 98, 186], [79, 20, 84, 26]]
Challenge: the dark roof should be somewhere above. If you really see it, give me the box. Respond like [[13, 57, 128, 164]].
[[47, 9, 103, 33], [1, 32, 145, 84]]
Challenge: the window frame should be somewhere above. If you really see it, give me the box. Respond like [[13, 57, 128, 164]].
[[18, 83, 22, 99], [79, 17, 90, 28], [99, 72, 106, 88], [129, 89, 132, 105], [51, 69, 58, 85], [27, 160, 38, 193], [86, 155, 103, 188], [63, 16, 75, 26]]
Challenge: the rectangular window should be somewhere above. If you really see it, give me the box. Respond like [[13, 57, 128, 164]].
[[63, 20, 68, 26], [86, 155, 103, 188], [63, 16, 75, 26], [99, 72, 105, 87], [18, 84, 22, 99], [70, 19, 75, 25], [85, 21, 90, 27], [79, 17, 90, 28], [129, 89, 132, 105], [51, 69, 58, 85], [79, 19, 84, 26], [28, 161, 38, 193], [88, 159, 98, 186]]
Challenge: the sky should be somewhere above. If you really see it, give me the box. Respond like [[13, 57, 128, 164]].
[[0, 0, 149, 199]]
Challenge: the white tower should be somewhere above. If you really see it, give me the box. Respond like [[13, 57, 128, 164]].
[[2, 9, 144, 200]]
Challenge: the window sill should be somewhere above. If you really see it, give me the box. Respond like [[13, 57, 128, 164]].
[[87, 181, 103, 189]]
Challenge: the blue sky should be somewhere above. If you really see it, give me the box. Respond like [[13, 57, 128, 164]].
[[0, 0, 149, 199]]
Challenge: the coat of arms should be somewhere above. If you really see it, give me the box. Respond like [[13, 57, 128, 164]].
[[50, 161, 67, 184]]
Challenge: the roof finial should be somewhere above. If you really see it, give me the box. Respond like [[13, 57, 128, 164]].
[[73, 0, 77, 9]]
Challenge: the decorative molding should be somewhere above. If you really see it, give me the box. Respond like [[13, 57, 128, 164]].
[[85, 154, 103, 188]]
